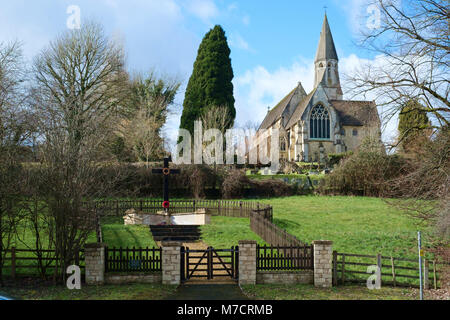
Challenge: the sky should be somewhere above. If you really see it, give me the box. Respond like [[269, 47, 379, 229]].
[[0, 0, 397, 147]]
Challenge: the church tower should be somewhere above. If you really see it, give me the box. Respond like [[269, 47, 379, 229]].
[[314, 14, 343, 100]]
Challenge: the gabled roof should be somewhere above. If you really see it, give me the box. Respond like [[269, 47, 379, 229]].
[[330, 100, 380, 127], [259, 83, 304, 130], [285, 89, 316, 129], [315, 14, 338, 62]]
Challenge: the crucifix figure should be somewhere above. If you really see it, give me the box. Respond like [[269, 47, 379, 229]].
[[152, 156, 180, 213]]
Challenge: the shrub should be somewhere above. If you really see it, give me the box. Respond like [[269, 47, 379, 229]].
[[222, 169, 250, 199], [318, 138, 407, 197], [328, 152, 353, 167], [249, 179, 294, 197]]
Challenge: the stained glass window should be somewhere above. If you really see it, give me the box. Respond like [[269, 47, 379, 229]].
[[310, 104, 330, 139]]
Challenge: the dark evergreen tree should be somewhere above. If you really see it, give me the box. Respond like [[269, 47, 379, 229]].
[[180, 25, 235, 135], [398, 99, 430, 153]]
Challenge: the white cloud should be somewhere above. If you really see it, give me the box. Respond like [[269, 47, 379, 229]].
[[228, 33, 253, 52], [184, 0, 219, 23], [234, 57, 315, 128]]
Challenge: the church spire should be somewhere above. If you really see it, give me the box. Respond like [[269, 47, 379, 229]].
[[315, 14, 338, 63], [314, 14, 343, 100]]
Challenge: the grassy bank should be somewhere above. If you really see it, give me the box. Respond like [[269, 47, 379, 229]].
[[257, 196, 430, 259], [242, 284, 427, 300]]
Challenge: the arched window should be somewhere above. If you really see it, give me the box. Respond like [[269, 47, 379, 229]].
[[310, 104, 330, 139], [280, 138, 286, 151]]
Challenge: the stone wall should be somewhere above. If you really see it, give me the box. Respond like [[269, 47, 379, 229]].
[[256, 271, 313, 285], [162, 241, 181, 285], [105, 273, 162, 285], [238, 240, 257, 285], [124, 209, 210, 226], [85, 243, 106, 285], [313, 240, 333, 288]]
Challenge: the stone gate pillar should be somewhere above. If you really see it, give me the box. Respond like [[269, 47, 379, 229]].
[[238, 240, 257, 285], [162, 241, 182, 285], [313, 240, 333, 288], [85, 243, 106, 285]]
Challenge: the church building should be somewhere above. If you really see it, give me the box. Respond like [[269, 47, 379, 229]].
[[258, 14, 381, 163]]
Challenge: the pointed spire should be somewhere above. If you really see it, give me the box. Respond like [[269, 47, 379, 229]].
[[315, 14, 338, 62]]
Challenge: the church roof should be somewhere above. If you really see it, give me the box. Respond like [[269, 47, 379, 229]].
[[315, 14, 338, 62], [330, 100, 380, 127], [259, 85, 300, 130], [285, 90, 316, 128]]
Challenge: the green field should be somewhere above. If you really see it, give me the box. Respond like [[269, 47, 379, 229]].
[[258, 196, 431, 259], [200, 216, 266, 248], [93, 216, 157, 248], [4, 195, 433, 281], [95, 196, 429, 260]]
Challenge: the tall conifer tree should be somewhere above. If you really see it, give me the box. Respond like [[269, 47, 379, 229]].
[[180, 25, 235, 135]]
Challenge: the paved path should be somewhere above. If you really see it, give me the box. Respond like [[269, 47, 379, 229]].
[[166, 284, 250, 300]]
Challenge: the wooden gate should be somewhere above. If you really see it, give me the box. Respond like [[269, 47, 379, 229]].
[[181, 246, 239, 282]]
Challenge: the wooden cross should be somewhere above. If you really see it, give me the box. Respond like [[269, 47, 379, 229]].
[[152, 156, 180, 212]]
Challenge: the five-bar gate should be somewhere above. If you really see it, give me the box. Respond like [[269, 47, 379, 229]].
[[181, 246, 239, 282]]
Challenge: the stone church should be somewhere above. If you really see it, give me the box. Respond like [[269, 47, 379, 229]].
[[258, 14, 381, 163]]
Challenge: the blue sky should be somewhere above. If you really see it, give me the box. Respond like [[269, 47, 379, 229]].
[[0, 0, 394, 145]]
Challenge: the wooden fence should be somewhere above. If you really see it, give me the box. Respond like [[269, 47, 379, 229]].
[[105, 247, 162, 273], [333, 251, 449, 289], [250, 210, 304, 247], [1, 247, 85, 279], [83, 199, 273, 220], [256, 244, 314, 271]]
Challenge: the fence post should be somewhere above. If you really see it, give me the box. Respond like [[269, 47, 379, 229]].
[[332, 250, 338, 286], [312, 240, 333, 288], [377, 253, 382, 287], [162, 241, 182, 285], [341, 254, 346, 285], [115, 201, 119, 216], [240, 201, 243, 217], [433, 260, 437, 290], [85, 243, 106, 285], [11, 247, 16, 281], [424, 259, 429, 290], [391, 257, 396, 287], [238, 240, 257, 285]]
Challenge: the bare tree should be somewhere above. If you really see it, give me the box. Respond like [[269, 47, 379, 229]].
[[201, 105, 231, 133], [347, 0, 449, 136], [30, 21, 129, 282], [0, 41, 31, 285], [121, 73, 180, 165]]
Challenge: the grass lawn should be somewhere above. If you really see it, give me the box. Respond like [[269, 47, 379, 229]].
[[95, 196, 430, 260], [90, 216, 157, 248], [200, 216, 266, 248], [257, 196, 431, 260], [95, 216, 266, 249], [241, 284, 426, 300], [1, 284, 176, 300]]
